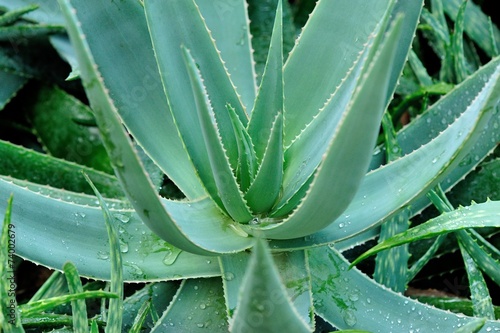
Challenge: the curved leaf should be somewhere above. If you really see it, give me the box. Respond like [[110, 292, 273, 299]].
[[309, 245, 500, 331], [351, 201, 500, 266]]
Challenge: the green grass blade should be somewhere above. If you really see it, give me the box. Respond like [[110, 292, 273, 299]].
[[310, 245, 500, 331], [244, 112, 283, 214], [0, 179, 222, 281], [0, 195, 25, 332], [351, 200, 500, 266], [247, 0, 283, 162], [230, 239, 310, 332], [195, 0, 257, 111], [58, 0, 223, 255], [181, 46, 252, 223], [128, 298, 151, 333], [256, 17, 404, 239], [151, 278, 228, 332], [83, 174, 123, 333], [62, 262, 88, 333], [18, 291, 117, 318], [458, 239, 495, 320], [0, 24, 65, 40], [414, 296, 500, 319]]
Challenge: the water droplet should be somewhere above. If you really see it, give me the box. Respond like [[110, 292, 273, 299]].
[[432, 157, 438, 164], [338, 223, 345, 229], [199, 303, 206, 310], [114, 213, 130, 223], [194, 285, 199, 290], [206, 260, 212, 264], [97, 251, 109, 260], [162, 248, 182, 266], [343, 310, 357, 327], [366, 297, 371, 304], [120, 240, 129, 253], [349, 293, 359, 301], [196, 323, 204, 328], [222, 272, 235, 281]]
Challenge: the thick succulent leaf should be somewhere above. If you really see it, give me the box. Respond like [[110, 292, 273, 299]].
[[227, 104, 257, 192], [254, 18, 404, 239], [0, 140, 123, 199], [442, 0, 500, 57], [151, 278, 228, 332], [0, 24, 65, 40], [0, 71, 26, 111], [456, 229, 500, 287], [0, 179, 223, 281], [350, 201, 500, 266], [144, 0, 246, 175], [229, 239, 311, 333], [283, 0, 389, 145], [274, 47, 367, 214], [220, 248, 314, 329], [86, 175, 124, 333], [0, 195, 25, 332], [0, 4, 38, 26], [49, 35, 80, 80], [26, 85, 113, 174], [247, 0, 283, 161], [269, 56, 500, 250], [64, 0, 204, 199], [195, 0, 256, 111], [458, 239, 495, 320], [60, 0, 252, 255], [0, 0, 63, 25], [309, 245, 500, 331], [63, 262, 88, 333], [244, 113, 283, 214], [182, 47, 253, 223]]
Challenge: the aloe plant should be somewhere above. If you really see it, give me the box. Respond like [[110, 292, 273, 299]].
[[1, 0, 500, 331]]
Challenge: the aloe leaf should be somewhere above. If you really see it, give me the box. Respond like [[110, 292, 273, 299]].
[[458, 239, 495, 320], [64, 0, 204, 199], [0, 195, 24, 332], [442, 0, 500, 57], [0, 179, 223, 281], [195, 0, 256, 111], [144, 0, 246, 175], [248, 0, 296, 82], [26, 85, 113, 174], [128, 299, 151, 333], [244, 112, 283, 214], [283, 0, 389, 145], [455, 318, 487, 333], [270, 56, 500, 250], [351, 201, 500, 266], [182, 47, 252, 223], [247, 0, 283, 162], [230, 239, 310, 332], [151, 278, 228, 332], [0, 4, 38, 26], [60, 0, 239, 255], [451, 0, 469, 83], [309, 245, 500, 331], [256, 17, 404, 239], [220, 248, 313, 329], [274, 46, 367, 215], [0, 71, 26, 111], [0, 0, 63, 25], [0, 140, 122, 198], [455, 229, 500, 287], [414, 296, 500, 319], [227, 104, 257, 192], [49, 35, 79, 80], [28, 271, 66, 303], [62, 262, 88, 333], [84, 175, 123, 333], [0, 24, 65, 40]]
